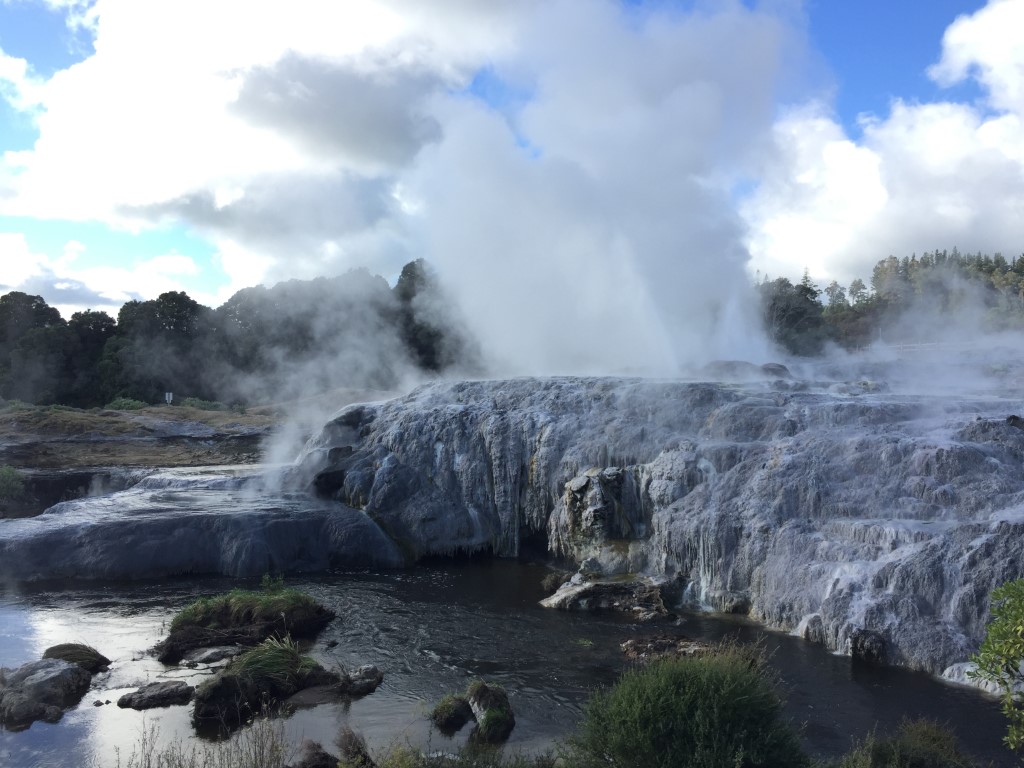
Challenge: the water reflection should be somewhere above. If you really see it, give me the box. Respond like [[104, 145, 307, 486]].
[[0, 563, 1017, 767]]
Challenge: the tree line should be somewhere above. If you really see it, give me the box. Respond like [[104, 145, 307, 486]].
[[0, 260, 477, 408], [760, 248, 1024, 355]]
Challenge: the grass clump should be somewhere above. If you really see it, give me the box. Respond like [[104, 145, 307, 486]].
[[564, 641, 808, 768], [429, 693, 473, 734], [42, 643, 110, 673], [157, 577, 334, 664], [170, 583, 321, 634], [230, 636, 320, 691], [105, 397, 148, 410], [832, 719, 979, 768], [192, 636, 336, 729], [0, 464, 26, 502]]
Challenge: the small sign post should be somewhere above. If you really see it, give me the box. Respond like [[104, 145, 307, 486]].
[[165, 392, 173, 406]]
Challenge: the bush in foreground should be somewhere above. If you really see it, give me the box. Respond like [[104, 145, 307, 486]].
[[832, 719, 978, 768], [970, 578, 1024, 751], [564, 642, 808, 768]]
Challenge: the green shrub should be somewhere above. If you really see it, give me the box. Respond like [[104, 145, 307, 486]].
[[105, 397, 148, 410], [180, 397, 229, 411], [970, 578, 1024, 751], [0, 465, 26, 502], [564, 642, 808, 768], [833, 719, 978, 768]]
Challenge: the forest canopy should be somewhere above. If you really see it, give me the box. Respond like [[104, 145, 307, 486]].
[[0, 259, 478, 407], [2, 249, 1022, 407]]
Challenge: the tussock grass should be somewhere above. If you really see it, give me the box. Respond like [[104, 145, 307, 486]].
[[230, 636, 319, 690], [42, 643, 110, 673], [169, 586, 320, 633]]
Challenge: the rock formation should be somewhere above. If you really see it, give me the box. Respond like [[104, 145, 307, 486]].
[[3, 370, 1024, 679], [298, 375, 1024, 675]]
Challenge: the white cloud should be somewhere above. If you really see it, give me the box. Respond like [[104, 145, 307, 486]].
[[744, 0, 1024, 288], [928, 0, 1024, 114]]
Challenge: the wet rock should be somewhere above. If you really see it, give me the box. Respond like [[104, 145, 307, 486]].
[[540, 576, 670, 621], [117, 681, 194, 710], [192, 648, 341, 730], [183, 646, 241, 664], [42, 643, 110, 673], [0, 658, 92, 728], [620, 634, 712, 662], [338, 665, 383, 697], [849, 629, 887, 664], [430, 694, 473, 735], [798, 614, 826, 645], [466, 681, 515, 744], [155, 600, 334, 665]]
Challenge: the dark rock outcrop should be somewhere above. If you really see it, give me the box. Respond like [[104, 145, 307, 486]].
[[42, 643, 110, 673], [620, 635, 712, 663], [0, 659, 92, 729], [540, 576, 670, 621], [117, 681, 194, 710], [155, 603, 334, 665]]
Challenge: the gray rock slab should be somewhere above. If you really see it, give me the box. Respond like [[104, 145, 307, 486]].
[[117, 681, 194, 710]]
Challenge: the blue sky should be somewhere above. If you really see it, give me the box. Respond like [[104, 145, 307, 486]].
[[0, 0, 1021, 340]]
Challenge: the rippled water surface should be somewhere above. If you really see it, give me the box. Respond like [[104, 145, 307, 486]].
[[0, 561, 1017, 766]]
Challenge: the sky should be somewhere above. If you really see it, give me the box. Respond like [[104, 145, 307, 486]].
[[0, 0, 1022, 372]]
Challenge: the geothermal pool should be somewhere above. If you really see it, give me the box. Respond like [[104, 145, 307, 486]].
[[0, 560, 1016, 767]]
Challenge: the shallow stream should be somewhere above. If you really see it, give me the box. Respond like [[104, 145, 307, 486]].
[[0, 561, 1017, 767]]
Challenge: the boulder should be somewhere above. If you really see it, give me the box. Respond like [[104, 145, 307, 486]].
[[42, 643, 110, 673], [0, 658, 92, 728], [466, 680, 515, 744], [540, 576, 670, 621], [117, 681, 194, 710], [339, 665, 383, 697], [429, 694, 473, 735]]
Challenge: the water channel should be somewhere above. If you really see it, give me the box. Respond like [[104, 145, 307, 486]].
[[0, 560, 1016, 767]]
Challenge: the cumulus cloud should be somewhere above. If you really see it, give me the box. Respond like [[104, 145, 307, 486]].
[[3, 0, 798, 373], [743, 0, 1024, 288]]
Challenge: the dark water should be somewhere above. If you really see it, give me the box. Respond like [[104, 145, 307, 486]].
[[0, 561, 1016, 767]]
